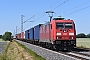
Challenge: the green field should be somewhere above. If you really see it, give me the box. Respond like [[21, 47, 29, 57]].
[[0, 39, 5, 42], [76, 38, 90, 48]]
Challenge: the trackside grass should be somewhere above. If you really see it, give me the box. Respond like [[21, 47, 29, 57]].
[[0, 41, 10, 60], [15, 40, 46, 60], [0, 40, 45, 60], [76, 38, 90, 48]]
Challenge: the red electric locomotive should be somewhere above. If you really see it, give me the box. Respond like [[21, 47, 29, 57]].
[[40, 17, 76, 50]]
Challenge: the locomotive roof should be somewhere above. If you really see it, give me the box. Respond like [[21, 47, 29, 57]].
[[53, 18, 65, 20], [52, 19, 73, 22], [41, 18, 74, 26], [51, 18, 74, 23], [52, 17, 73, 21]]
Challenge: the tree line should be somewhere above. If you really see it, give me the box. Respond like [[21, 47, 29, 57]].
[[76, 33, 90, 38], [0, 31, 12, 41]]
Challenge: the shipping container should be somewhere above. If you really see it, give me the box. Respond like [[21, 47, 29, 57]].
[[17, 33, 21, 39], [34, 24, 42, 40], [40, 25, 43, 40], [25, 30, 29, 39], [21, 32, 24, 39], [29, 28, 34, 40], [40, 25, 46, 41], [39, 22, 51, 42], [45, 24, 50, 40]]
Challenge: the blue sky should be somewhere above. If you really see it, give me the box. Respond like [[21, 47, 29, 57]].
[[0, 0, 90, 35]]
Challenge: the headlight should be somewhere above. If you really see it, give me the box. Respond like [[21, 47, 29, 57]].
[[69, 33, 74, 35], [56, 33, 61, 35]]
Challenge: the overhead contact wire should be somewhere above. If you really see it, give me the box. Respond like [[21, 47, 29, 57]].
[[52, 0, 69, 10], [64, 6, 90, 16], [63, 0, 90, 13], [36, 0, 68, 20]]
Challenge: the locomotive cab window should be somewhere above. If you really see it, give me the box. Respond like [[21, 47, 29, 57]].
[[56, 22, 73, 29], [65, 22, 72, 29], [56, 23, 64, 29]]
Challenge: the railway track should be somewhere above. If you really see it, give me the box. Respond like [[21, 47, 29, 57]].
[[34, 42, 90, 60], [57, 49, 90, 60], [66, 52, 90, 60], [40, 43, 90, 60], [17, 40, 90, 60], [72, 51, 90, 57]]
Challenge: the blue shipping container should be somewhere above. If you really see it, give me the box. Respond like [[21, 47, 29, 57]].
[[34, 24, 42, 40], [25, 30, 29, 39], [29, 28, 34, 40]]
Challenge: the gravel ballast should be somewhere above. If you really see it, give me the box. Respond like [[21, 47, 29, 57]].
[[16, 40, 79, 60]]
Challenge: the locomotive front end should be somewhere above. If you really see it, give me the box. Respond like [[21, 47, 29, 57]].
[[52, 18, 76, 50]]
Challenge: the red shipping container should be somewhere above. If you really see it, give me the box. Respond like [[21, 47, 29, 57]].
[[17, 33, 21, 39], [21, 32, 25, 39], [40, 24, 50, 42], [40, 25, 44, 40]]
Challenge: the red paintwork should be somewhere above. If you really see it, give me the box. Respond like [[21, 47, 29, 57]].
[[40, 19, 76, 42], [21, 32, 24, 39], [46, 24, 49, 39], [17, 33, 21, 39], [40, 24, 50, 41], [40, 25, 45, 40], [50, 20, 76, 41], [16, 32, 24, 39]]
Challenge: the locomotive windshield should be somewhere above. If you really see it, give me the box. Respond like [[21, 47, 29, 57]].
[[56, 23, 64, 29], [56, 22, 73, 29]]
